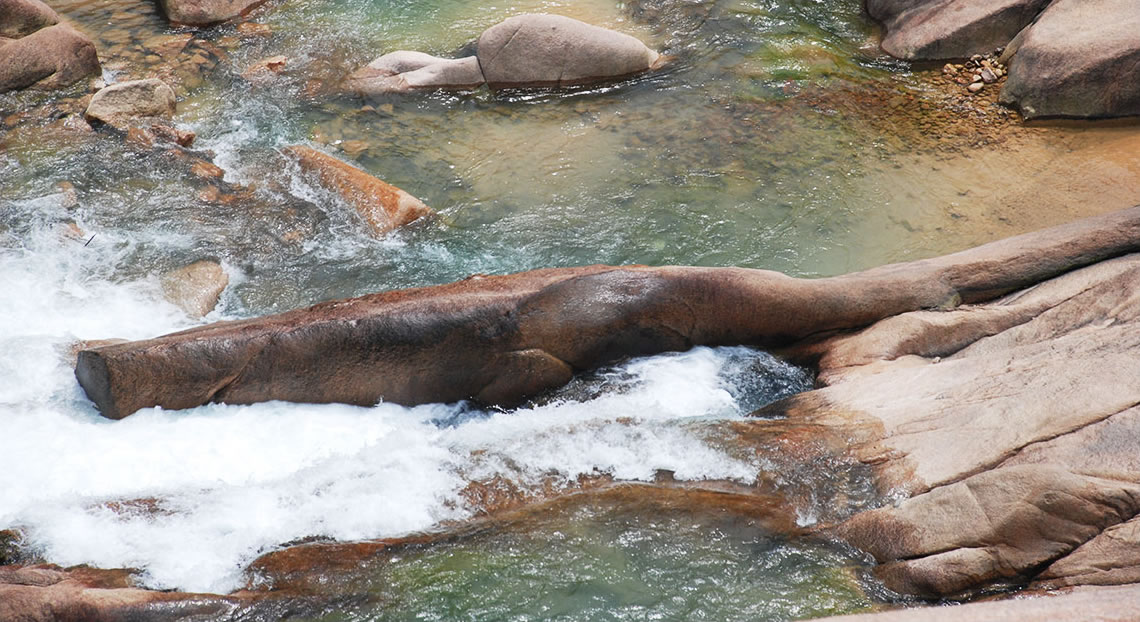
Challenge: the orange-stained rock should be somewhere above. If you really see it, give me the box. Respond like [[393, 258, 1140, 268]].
[[282, 145, 433, 236]]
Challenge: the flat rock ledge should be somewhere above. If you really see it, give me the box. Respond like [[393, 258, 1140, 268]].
[[0, 0, 100, 93], [345, 14, 664, 94], [866, 0, 1140, 119]]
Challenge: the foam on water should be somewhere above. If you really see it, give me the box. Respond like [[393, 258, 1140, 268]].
[[0, 214, 808, 593]]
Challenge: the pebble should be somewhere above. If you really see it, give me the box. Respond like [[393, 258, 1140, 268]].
[[967, 82, 984, 93]]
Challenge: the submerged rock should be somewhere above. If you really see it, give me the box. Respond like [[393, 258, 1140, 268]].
[[160, 260, 229, 318], [85, 79, 177, 131], [477, 14, 663, 88], [282, 145, 433, 236], [0, 23, 100, 93], [345, 14, 663, 94], [346, 52, 484, 95], [999, 0, 1140, 119], [156, 0, 267, 26], [866, 0, 1051, 60]]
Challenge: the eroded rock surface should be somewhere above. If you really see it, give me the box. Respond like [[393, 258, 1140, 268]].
[[0, 0, 59, 38]]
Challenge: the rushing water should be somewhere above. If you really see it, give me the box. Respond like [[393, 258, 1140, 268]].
[[3, 0, 1136, 618]]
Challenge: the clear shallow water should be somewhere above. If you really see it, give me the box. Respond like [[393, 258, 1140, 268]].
[[294, 499, 875, 622]]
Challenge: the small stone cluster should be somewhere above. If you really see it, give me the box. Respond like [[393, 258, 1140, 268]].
[[940, 51, 1007, 95]]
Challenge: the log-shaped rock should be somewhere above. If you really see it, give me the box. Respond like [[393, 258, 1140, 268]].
[[74, 206, 1140, 420], [282, 145, 433, 236]]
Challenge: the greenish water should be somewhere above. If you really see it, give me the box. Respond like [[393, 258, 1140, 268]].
[[2, 0, 930, 315], [292, 497, 875, 622]]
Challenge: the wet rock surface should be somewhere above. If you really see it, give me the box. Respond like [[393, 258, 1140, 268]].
[[160, 259, 229, 318], [282, 145, 433, 236]]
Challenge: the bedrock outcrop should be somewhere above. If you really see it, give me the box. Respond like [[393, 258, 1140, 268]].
[[75, 205, 1140, 419], [0, 0, 100, 93], [746, 247, 1140, 599], [866, 0, 1140, 119], [345, 14, 663, 94]]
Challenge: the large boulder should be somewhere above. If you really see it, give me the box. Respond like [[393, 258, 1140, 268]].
[[282, 145, 433, 236], [999, 0, 1140, 119], [85, 79, 177, 131], [476, 14, 662, 88], [0, 0, 59, 38], [0, 23, 100, 93], [156, 0, 266, 26], [866, 0, 1051, 60]]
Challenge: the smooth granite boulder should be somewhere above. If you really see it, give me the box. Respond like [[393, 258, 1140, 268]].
[[1000, 0, 1140, 119], [476, 14, 662, 88], [156, 0, 266, 26], [85, 79, 177, 130]]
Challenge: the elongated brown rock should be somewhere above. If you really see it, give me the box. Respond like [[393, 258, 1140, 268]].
[[282, 145, 432, 236], [75, 205, 1140, 419]]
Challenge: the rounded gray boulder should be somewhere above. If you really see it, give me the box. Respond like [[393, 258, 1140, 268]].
[[476, 14, 662, 88]]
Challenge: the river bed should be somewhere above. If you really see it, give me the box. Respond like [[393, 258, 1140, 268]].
[[2, 0, 1138, 619]]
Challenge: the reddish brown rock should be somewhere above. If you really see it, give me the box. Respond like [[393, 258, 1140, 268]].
[[282, 145, 432, 236], [0, 23, 100, 93], [73, 205, 1140, 420], [0, 0, 59, 38]]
